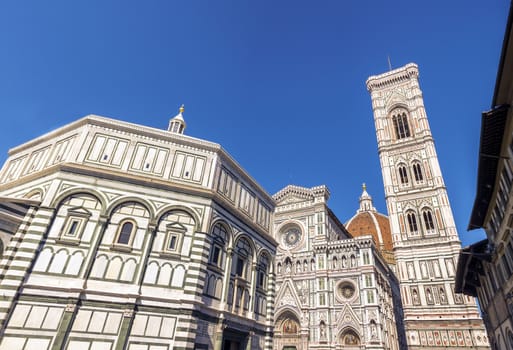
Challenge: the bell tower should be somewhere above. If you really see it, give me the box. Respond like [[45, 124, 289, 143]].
[[366, 63, 489, 349]]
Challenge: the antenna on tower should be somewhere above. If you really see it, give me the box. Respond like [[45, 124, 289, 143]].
[[387, 55, 392, 71]]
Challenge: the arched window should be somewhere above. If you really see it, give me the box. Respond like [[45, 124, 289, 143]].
[[392, 112, 411, 139], [210, 223, 228, 268], [412, 162, 423, 182], [422, 209, 435, 232], [108, 202, 149, 250], [117, 221, 135, 245], [233, 237, 252, 280], [406, 212, 418, 234], [398, 165, 409, 185], [508, 330, 513, 349], [257, 254, 270, 288]]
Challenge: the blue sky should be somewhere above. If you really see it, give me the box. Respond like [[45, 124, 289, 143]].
[[0, 1, 509, 246]]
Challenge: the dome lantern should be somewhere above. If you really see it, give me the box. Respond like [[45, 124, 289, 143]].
[[168, 104, 187, 134]]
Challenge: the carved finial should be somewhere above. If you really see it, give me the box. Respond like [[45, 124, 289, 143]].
[[362, 183, 367, 191], [179, 104, 185, 114]]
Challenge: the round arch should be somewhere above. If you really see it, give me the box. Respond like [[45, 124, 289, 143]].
[[257, 248, 274, 273], [106, 196, 155, 220], [388, 106, 413, 140], [50, 188, 107, 213], [155, 205, 201, 232], [209, 219, 234, 247], [23, 188, 44, 201], [232, 233, 257, 263], [386, 102, 409, 114]]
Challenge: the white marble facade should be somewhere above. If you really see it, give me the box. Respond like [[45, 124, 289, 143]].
[[272, 185, 403, 350], [0, 111, 277, 350]]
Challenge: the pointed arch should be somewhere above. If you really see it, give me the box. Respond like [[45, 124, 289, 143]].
[[274, 308, 301, 344], [389, 107, 411, 140], [421, 207, 436, 232], [339, 327, 361, 346], [406, 210, 419, 234], [397, 163, 409, 185], [412, 160, 424, 183], [274, 308, 302, 327]]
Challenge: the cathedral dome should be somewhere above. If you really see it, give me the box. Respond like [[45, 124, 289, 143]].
[[345, 184, 394, 264]]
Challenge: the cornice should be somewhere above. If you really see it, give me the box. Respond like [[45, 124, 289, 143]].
[[273, 184, 330, 203], [366, 63, 419, 92], [5, 114, 274, 205], [10, 162, 277, 246], [312, 236, 375, 252], [377, 134, 435, 153], [8, 115, 222, 156]]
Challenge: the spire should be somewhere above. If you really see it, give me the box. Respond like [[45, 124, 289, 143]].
[[168, 104, 187, 134], [358, 183, 376, 213]]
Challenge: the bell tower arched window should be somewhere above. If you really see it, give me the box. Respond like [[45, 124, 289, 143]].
[[398, 165, 409, 185], [392, 112, 411, 139], [406, 212, 418, 234], [422, 209, 435, 232], [412, 162, 424, 182]]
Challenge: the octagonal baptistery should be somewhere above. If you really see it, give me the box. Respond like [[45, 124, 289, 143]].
[[346, 184, 395, 266], [0, 108, 277, 350]]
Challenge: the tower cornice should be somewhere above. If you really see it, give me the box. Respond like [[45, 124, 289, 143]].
[[377, 134, 435, 152], [366, 63, 419, 92]]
